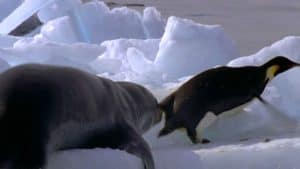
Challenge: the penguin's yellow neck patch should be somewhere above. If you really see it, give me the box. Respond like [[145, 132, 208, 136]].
[[266, 65, 280, 81]]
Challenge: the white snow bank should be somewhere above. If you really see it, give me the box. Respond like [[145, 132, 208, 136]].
[[0, 0, 55, 35], [0, 37, 104, 72], [90, 38, 162, 86], [144, 37, 300, 148], [37, 1, 165, 43], [149, 36, 300, 148], [45, 137, 300, 169], [37, 0, 81, 23], [0, 0, 22, 22], [0, 34, 20, 48], [154, 16, 239, 80], [89, 16, 239, 89], [1, 1, 300, 169], [229, 36, 300, 121], [46, 148, 141, 169], [142, 7, 166, 39], [0, 58, 10, 72], [39, 16, 80, 43]]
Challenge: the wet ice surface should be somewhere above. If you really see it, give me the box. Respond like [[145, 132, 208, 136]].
[[1, 0, 300, 169]]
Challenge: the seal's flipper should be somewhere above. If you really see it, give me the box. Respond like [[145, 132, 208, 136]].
[[122, 127, 155, 169], [77, 123, 155, 169]]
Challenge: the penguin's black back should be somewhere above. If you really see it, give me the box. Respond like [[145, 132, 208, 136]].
[[172, 66, 267, 115]]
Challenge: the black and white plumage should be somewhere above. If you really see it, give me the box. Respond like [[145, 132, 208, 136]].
[[158, 56, 300, 144]]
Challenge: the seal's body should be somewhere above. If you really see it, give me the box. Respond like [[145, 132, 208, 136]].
[[0, 64, 161, 169], [158, 56, 300, 143]]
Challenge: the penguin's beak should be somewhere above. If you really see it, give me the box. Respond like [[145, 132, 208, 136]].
[[293, 62, 300, 67]]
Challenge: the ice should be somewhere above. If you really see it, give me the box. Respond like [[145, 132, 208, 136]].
[[37, 0, 81, 23], [0, 0, 23, 22], [0, 57, 10, 72], [37, 2, 166, 44], [90, 39, 159, 73], [1, 1, 300, 169], [146, 37, 300, 146], [142, 7, 166, 39], [228, 36, 300, 123], [0, 37, 104, 72], [0, 0, 56, 35], [38, 1, 147, 44], [0, 34, 20, 48], [46, 148, 140, 169], [39, 16, 80, 43], [77, 2, 146, 42], [43, 137, 300, 169], [127, 47, 155, 74], [194, 36, 300, 145], [90, 38, 161, 85], [154, 16, 239, 80]]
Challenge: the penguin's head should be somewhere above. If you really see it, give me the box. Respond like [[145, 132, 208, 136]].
[[263, 56, 300, 80]]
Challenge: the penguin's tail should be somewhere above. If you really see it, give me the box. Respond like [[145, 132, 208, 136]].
[[158, 93, 175, 121], [158, 93, 179, 138]]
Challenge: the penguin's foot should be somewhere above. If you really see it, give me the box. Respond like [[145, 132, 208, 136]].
[[201, 138, 211, 144], [263, 138, 271, 142], [240, 138, 249, 142]]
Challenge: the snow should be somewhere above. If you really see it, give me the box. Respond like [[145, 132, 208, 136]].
[[228, 36, 300, 123], [142, 7, 166, 39], [37, 0, 81, 23], [0, 36, 104, 72], [154, 16, 239, 80], [0, 0, 56, 34], [0, 0, 22, 22], [44, 137, 300, 169], [39, 16, 80, 43], [0, 34, 20, 48], [1, 1, 300, 169], [90, 38, 163, 85], [35, 1, 165, 44], [46, 149, 141, 169]]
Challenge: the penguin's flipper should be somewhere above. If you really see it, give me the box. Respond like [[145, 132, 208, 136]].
[[256, 96, 269, 105], [76, 123, 155, 169]]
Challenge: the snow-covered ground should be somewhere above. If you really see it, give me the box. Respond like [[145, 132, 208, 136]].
[[45, 137, 300, 169], [1, 0, 300, 169]]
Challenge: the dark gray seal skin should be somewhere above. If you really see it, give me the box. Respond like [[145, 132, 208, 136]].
[[0, 64, 161, 169]]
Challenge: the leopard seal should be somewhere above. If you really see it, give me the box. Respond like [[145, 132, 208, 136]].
[[0, 64, 161, 169]]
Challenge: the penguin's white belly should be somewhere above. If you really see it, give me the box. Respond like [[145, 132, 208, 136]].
[[196, 100, 254, 133], [218, 100, 253, 118]]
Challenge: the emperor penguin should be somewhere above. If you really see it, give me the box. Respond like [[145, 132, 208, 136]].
[[158, 56, 300, 143]]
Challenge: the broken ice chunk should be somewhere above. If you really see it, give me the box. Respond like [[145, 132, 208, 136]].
[[142, 7, 165, 39], [0, 0, 56, 35], [154, 16, 239, 80], [127, 47, 155, 74], [37, 0, 81, 23]]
